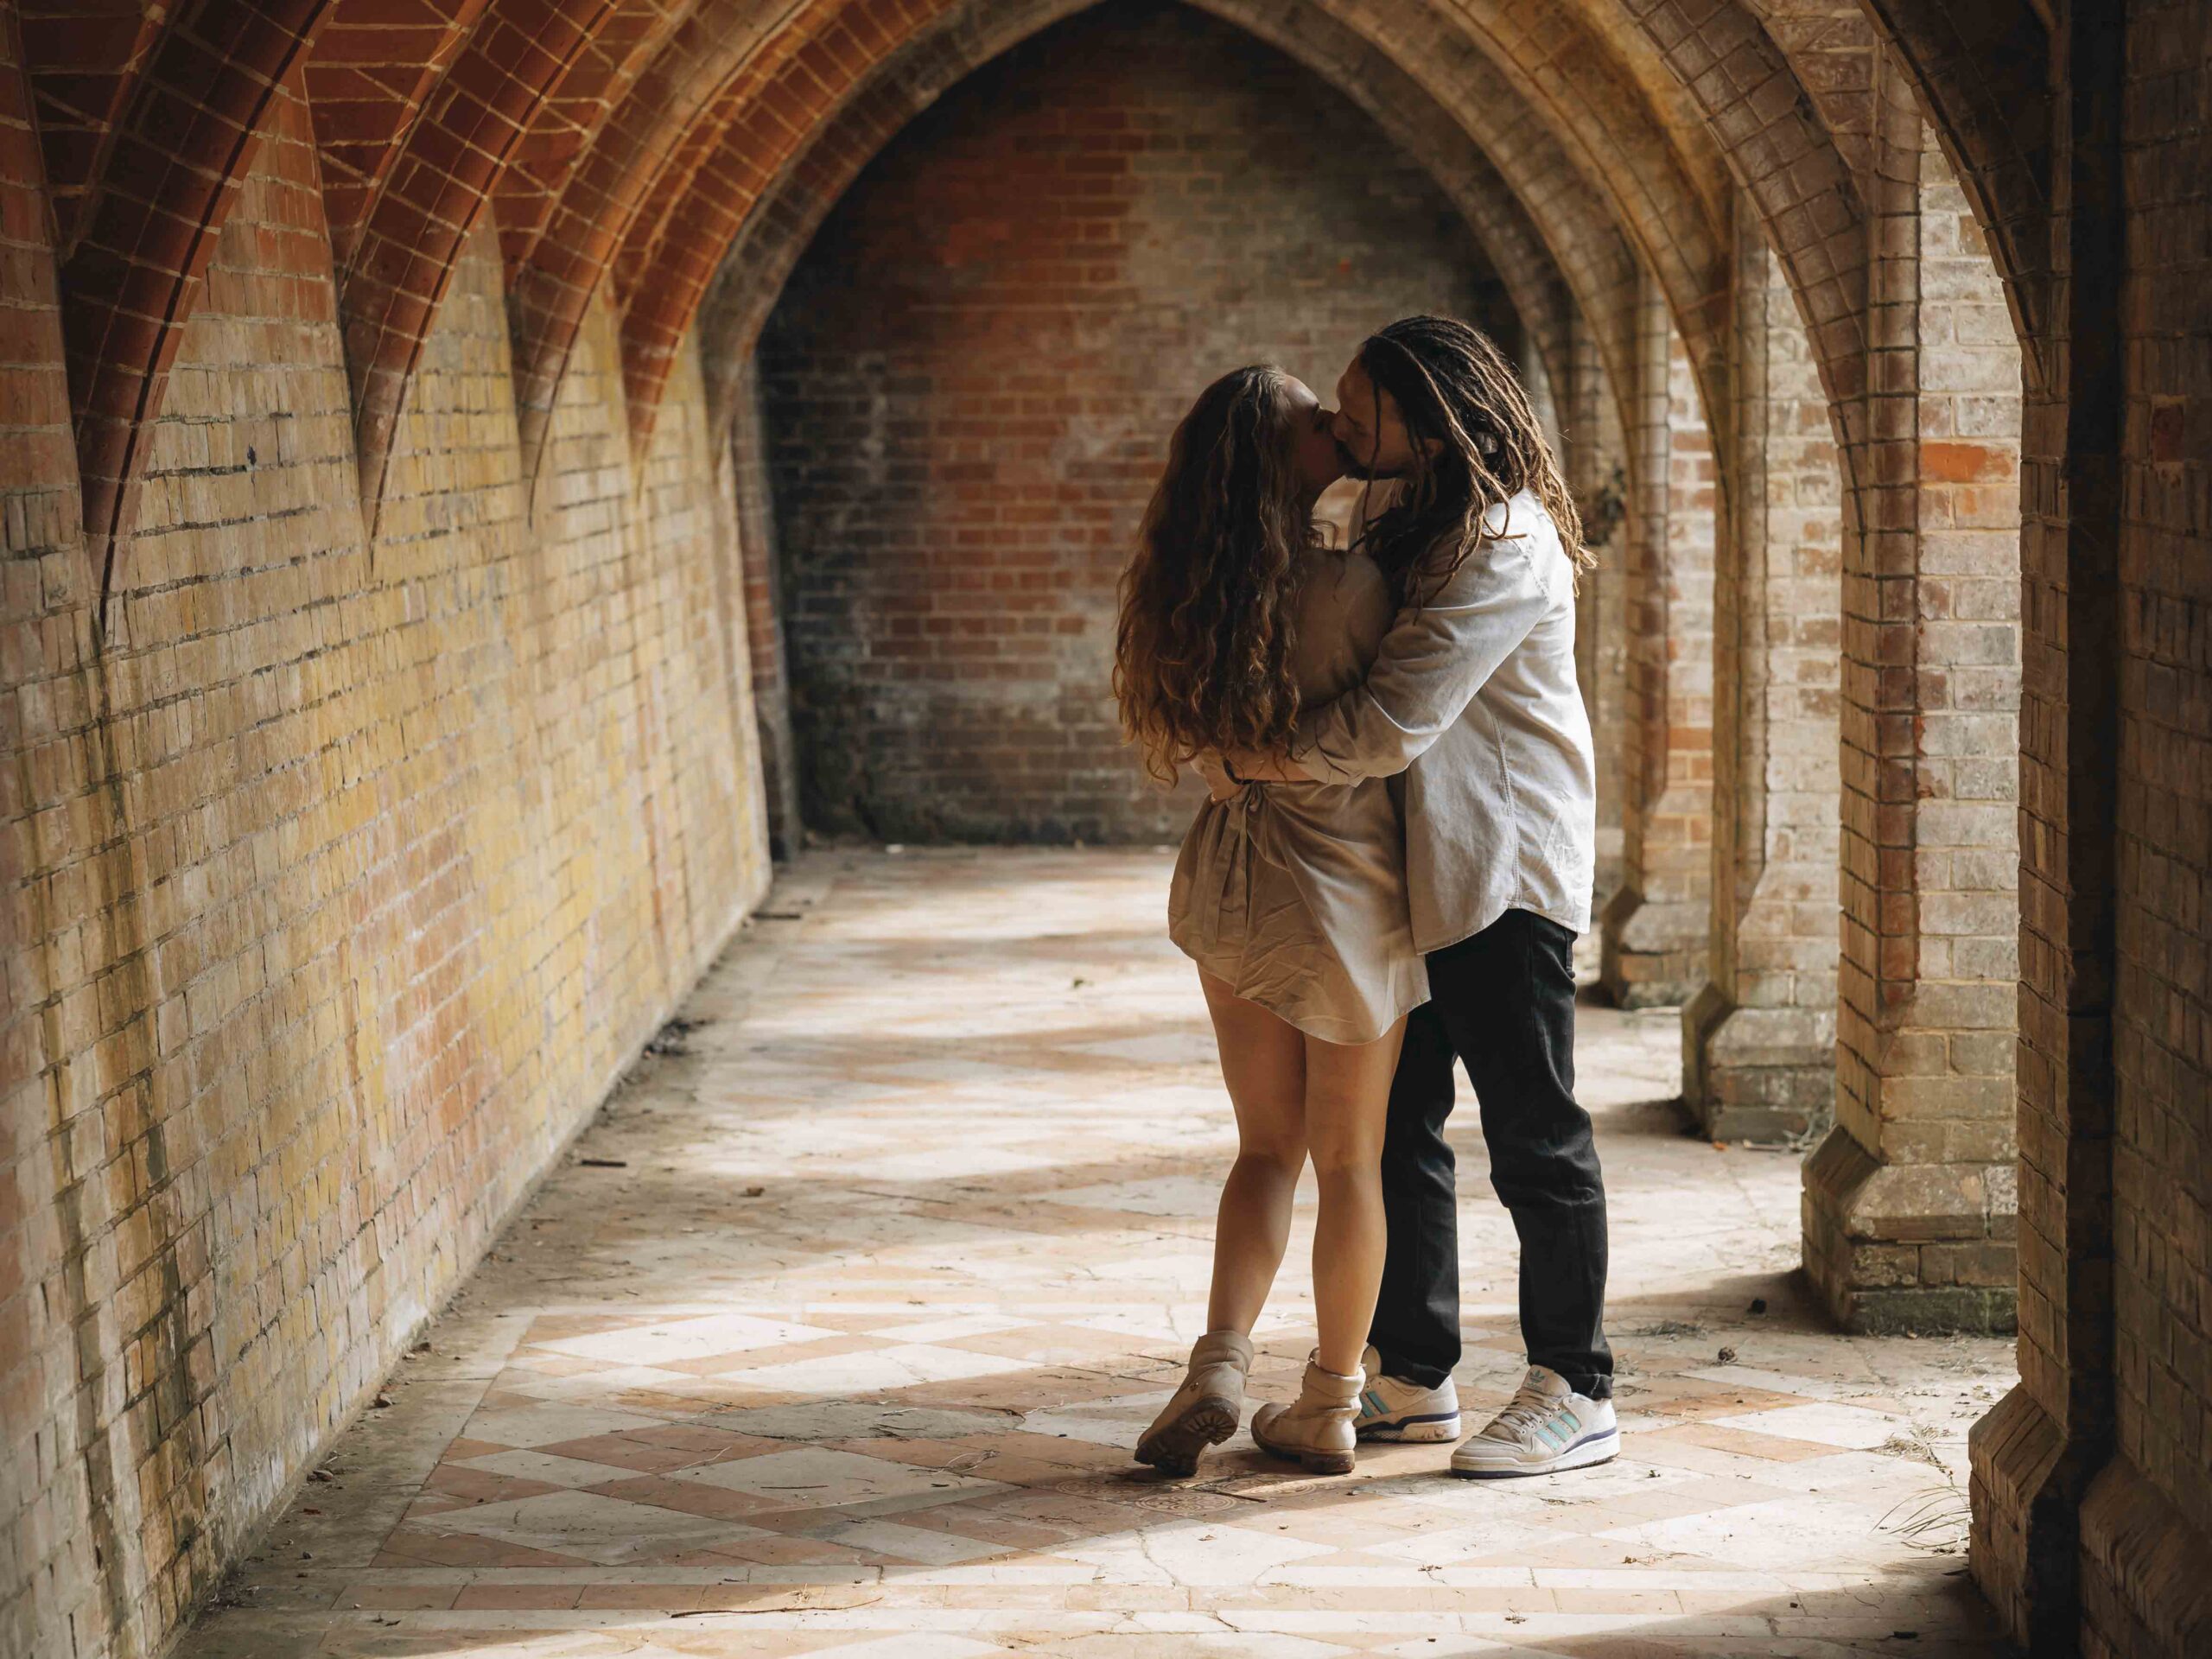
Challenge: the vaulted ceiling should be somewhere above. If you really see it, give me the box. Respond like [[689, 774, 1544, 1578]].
[[17, 0, 2056, 581]]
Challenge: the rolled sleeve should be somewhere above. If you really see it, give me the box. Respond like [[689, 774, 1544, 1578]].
[[1292, 536, 1553, 785]]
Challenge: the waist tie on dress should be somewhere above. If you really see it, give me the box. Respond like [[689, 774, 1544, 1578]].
[[1202, 782, 1271, 947]]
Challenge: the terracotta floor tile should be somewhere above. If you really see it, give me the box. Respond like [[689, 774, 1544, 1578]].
[[449, 1583, 582, 1610], [332, 1584, 461, 1611]]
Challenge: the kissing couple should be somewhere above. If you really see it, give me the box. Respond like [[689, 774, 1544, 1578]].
[[1112, 316, 1616, 1480]]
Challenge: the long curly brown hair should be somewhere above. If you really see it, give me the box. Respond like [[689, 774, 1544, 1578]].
[[1115, 365, 1318, 786], [1352, 315, 1592, 595]]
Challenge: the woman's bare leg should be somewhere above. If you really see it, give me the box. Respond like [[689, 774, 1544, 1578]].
[[1198, 970, 1308, 1336], [1302, 1018, 1408, 1377]]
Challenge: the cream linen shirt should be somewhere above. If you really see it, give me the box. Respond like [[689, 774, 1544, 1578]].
[[1291, 486, 1596, 954]]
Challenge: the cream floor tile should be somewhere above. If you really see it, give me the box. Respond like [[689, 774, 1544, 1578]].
[[465, 1403, 678, 1447], [1706, 1399, 1919, 1450], [673, 1445, 1011, 1513], [537, 1312, 844, 1366], [817, 1518, 1008, 1564], [417, 1488, 779, 1565], [714, 1344, 1036, 1395], [1053, 1517, 1344, 1585], [454, 1449, 664, 1490]]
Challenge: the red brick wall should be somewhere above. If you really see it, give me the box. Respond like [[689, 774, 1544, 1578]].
[[757, 1, 1520, 843]]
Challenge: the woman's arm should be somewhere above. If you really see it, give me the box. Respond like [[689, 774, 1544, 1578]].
[[1217, 552, 1399, 784]]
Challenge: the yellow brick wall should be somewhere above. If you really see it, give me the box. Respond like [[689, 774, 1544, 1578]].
[[0, 82, 770, 1659]]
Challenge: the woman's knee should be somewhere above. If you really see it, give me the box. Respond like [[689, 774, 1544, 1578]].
[[1305, 1116, 1383, 1180], [1233, 1134, 1306, 1177]]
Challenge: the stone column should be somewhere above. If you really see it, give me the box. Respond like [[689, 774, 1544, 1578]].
[[1967, 7, 2140, 1650], [1600, 269, 1714, 1007], [1682, 207, 1844, 1142], [727, 360, 804, 857], [1802, 78, 2022, 1334], [1560, 305, 1630, 917]]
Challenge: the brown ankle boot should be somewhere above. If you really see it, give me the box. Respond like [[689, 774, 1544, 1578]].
[[1135, 1330, 1253, 1477], [1250, 1354, 1363, 1474]]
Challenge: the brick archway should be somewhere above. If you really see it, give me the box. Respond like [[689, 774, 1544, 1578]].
[[35, 0, 337, 628], [633, 0, 1670, 474], [690, 0, 1639, 453], [678, 0, 1665, 861], [9, 5, 2205, 1659]]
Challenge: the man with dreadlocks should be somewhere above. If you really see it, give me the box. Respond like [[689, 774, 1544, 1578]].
[[1219, 315, 1612, 1478]]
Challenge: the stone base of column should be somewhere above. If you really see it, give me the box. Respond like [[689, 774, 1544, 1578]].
[[1800, 1127, 2015, 1333], [1599, 885, 1706, 1007], [1680, 986, 1834, 1143], [1593, 829, 1624, 929], [2079, 1453, 2212, 1656], [757, 707, 804, 860], [1968, 1383, 2097, 1650], [1970, 1384, 2212, 1657]]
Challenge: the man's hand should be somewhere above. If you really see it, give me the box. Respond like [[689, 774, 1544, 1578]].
[[1193, 753, 1240, 803], [1222, 749, 1309, 784]]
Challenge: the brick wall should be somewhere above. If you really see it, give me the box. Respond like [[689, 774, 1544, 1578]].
[[0, 15, 107, 1653], [756, 2, 1520, 843], [0, 74, 771, 1659]]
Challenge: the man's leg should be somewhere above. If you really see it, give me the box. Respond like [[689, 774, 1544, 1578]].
[[1425, 910, 1612, 1398], [1364, 998, 1462, 1389]]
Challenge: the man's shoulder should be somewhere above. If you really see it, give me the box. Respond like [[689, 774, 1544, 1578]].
[[1488, 491, 1572, 597], [1424, 492, 1555, 588], [1489, 488, 1559, 547]]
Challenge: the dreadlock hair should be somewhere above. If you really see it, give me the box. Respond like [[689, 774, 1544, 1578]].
[[1351, 315, 1592, 598], [1116, 365, 1319, 788]]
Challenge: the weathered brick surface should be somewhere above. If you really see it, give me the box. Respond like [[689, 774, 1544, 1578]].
[[1682, 215, 1844, 1142], [1883, 3, 2212, 1651], [0, 22, 113, 1658], [335, 0, 613, 525], [2, 1, 2207, 1656], [728, 360, 804, 855], [1802, 86, 2024, 1338], [757, 3, 1522, 842], [2086, 0, 2212, 1649], [1599, 269, 1715, 1007], [1562, 306, 1631, 908], [1, 71, 768, 1659], [48, 0, 334, 616]]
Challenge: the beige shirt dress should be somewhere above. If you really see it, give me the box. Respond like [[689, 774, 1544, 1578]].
[[1167, 550, 1429, 1046]]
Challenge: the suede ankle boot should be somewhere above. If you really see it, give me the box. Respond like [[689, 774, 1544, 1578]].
[[1249, 1353, 1363, 1475], [1134, 1330, 1253, 1477]]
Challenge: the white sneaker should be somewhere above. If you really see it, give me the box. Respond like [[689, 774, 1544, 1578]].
[[1450, 1363, 1618, 1478], [1351, 1344, 1462, 1442]]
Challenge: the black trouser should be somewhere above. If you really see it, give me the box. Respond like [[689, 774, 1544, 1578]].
[[1367, 908, 1613, 1399]]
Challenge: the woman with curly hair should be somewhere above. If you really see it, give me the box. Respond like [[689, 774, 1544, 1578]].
[[1114, 365, 1427, 1478]]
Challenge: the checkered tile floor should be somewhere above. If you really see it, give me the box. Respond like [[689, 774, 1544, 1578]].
[[179, 849, 2013, 1657]]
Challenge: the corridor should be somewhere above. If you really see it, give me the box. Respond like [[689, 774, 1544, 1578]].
[[180, 851, 2013, 1658]]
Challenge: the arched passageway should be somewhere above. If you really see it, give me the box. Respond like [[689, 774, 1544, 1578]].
[[758, 3, 1535, 844], [0, 3, 2202, 1656]]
